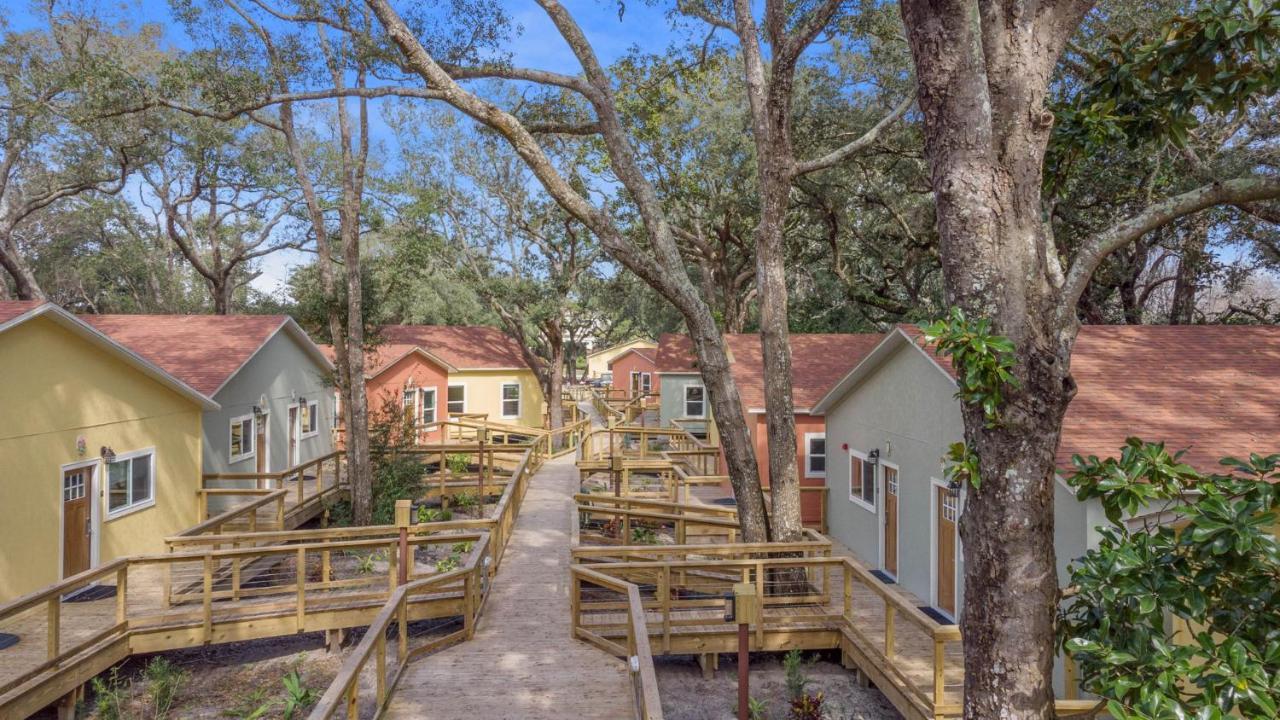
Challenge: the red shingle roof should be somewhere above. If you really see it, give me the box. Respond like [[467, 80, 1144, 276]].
[[608, 346, 656, 369], [655, 331, 884, 410], [81, 314, 289, 396], [378, 325, 530, 370], [902, 323, 1280, 471], [320, 343, 456, 378], [0, 300, 46, 326]]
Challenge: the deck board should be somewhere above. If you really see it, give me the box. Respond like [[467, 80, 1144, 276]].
[[383, 454, 633, 720]]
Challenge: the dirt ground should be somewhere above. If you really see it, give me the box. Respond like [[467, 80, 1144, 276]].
[[49, 632, 347, 719], [656, 652, 902, 720]]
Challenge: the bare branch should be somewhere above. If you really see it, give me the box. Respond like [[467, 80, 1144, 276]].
[[793, 97, 913, 176]]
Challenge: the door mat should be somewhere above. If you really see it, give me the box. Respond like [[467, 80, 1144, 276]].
[[709, 498, 738, 506], [0, 633, 18, 651], [917, 606, 956, 625], [870, 569, 896, 584], [64, 584, 118, 603]]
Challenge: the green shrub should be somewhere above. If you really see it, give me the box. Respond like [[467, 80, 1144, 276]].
[[446, 452, 471, 474], [783, 649, 812, 701], [787, 692, 825, 720], [281, 670, 317, 720], [436, 554, 461, 572], [144, 657, 186, 718], [371, 455, 425, 525], [417, 506, 453, 523], [452, 541, 474, 554]]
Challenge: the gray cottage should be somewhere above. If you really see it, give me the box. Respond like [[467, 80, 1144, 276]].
[[83, 314, 336, 476], [813, 323, 1280, 693]]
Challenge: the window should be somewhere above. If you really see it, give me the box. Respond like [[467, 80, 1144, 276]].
[[402, 389, 416, 419], [107, 450, 154, 516], [805, 433, 826, 478], [420, 387, 437, 424], [63, 470, 86, 501], [300, 401, 319, 438], [447, 384, 466, 415], [942, 487, 959, 522], [501, 383, 521, 418], [229, 415, 255, 462], [684, 384, 705, 418], [641, 373, 652, 393], [849, 451, 875, 510]]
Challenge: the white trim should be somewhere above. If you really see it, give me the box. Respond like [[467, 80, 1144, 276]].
[[287, 402, 301, 468], [419, 386, 438, 424], [848, 449, 875, 512], [229, 413, 256, 464], [299, 399, 320, 439], [500, 382, 522, 419], [363, 345, 459, 380], [104, 447, 157, 520], [749, 407, 814, 415], [257, 411, 272, 473], [446, 382, 467, 415], [683, 383, 706, 419], [929, 476, 960, 622], [59, 458, 101, 580], [878, 460, 901, 578], [803, 432, 826, 479]]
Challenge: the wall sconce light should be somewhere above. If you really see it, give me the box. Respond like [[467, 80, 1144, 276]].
[[298, 395, 307, 405], [101, 446, 116, 463], [252, 404, 264, 418], [867, 448, 880, 466], [948, 477, 964, 492]]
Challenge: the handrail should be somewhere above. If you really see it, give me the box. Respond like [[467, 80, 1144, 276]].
[[308, 535, 493, 719], [200, 450, 347, 525], [570, 566, 664, 720], [180, 489, 288, 537]]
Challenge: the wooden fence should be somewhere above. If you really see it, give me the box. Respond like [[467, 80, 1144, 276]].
[[569, 566, 665, 720]]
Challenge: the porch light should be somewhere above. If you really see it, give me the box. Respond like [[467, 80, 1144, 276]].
[[101, 446, 116, 463], [298, 395, 307, 405], [252, 405, 264, 418], [948, 477, 963, 492], [867, 448, 880, 466]]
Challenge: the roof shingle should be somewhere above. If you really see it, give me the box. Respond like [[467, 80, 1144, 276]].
[[378, 326, 530, 370], [0, 300, 46, 326]]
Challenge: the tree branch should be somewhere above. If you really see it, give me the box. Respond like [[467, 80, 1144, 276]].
[[793, 97, 912, 176]]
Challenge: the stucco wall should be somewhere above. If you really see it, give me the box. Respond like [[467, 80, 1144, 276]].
[[610, 351, 659, 396], [658, 373, 705, 428], [366, 351, 451, 444], [452, 369, 545, 429], [202, 328, 335, 474], [587, 340, 656, 378], [0, 316, 203, 601]]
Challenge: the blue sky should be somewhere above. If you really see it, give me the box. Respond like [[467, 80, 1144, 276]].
[[8, 0, 690, 297]]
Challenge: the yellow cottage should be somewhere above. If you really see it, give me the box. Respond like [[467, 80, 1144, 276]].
[[0, 302, 216, 602]]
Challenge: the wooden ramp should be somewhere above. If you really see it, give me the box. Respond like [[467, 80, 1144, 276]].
[[383, 454, 633, 720]]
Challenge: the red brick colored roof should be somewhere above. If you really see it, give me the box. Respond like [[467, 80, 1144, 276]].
[[319, 343, 456, 378], [378, 325, 530, 370], [656, 333, 697, 372], [81, 314, 290, 396], [608, 346, 656, 369], [655, 331, 884, 410], [903, 323, 1280, 471], [0, 300, 46, 326]]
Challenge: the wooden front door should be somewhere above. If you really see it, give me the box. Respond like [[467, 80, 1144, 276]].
[[288, 406, 299, 467], [62, 467, 93, 579], [883, 466, 899, 577], [255, 414, 268, 474], [936, 485, 959, 617]]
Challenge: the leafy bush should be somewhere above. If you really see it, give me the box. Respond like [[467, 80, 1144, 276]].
[[324, 499, 353, 528], [446, 452, 471, 474], [436, 554, 461, 573], [452, 541, 474, 554], [371, 454, 425, 525], [747, 697, 768, 720], [143, 657, 185, 718], [417, 506, 452, 523], [630, 526, 658, 545], [1061, 441, 1280, 719], [452, 491, 479, 518], [281, 670, 317, 720]]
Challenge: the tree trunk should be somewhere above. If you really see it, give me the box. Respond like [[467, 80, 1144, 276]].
[[212, 276, 233, 315], [1169, 220, 1209, 324], [0, 229, 44, 300], [547, 338, 565, 431]]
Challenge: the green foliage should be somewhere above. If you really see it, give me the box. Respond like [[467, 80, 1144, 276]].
[[280, 670, 317, 720], [353, 552, 377, 575], [435, 554, 461, 573], [630, 526, 658, 545], [942, 441, 982, 491], [782, 649, 812, 701], [452, 491, 480, 518], [92, 668, 129, 720], [89, 658, 187, 720], [747, 696, 769, 720], [452, 541, 475, 554], [417, 506, 453, 523], [1051, 0, 1280, 183], [1061, 441, 1280, 719], [787, 691, 826, 720], [370, 455, 426, 526], [446, 453, 472, 474], [921, 308, 1019, 425], [324, 499, 354, 528], [143, 657, 186, 719]]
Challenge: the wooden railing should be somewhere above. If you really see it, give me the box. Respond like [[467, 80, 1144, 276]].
[[177, 489, 289, 538], [569, 566, 664, 720], [575, 494, 744, 545], [308, 535, 493, 719], [200, 450, 346, 525]]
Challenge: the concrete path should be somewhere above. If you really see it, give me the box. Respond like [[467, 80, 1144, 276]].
[[382, 453, 632, 719]]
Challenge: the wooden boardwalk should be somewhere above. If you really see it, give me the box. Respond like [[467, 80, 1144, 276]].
[[383, 454, 633, 720]]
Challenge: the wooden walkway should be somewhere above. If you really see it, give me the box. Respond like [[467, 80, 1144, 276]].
[[383, 454, 633, 719]]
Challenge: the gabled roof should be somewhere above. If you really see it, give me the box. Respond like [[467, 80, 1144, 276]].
[[815, 323, 1280, 472], [587, 337, 656, 359], [378, 325, 531, 370], [656, 333, 698, 373], [81, 314, 331, 398], [320, 343, 459, 378], [607, 346, 657, 370], [653, 331, 884, 411], [0, 302, 218, 410]]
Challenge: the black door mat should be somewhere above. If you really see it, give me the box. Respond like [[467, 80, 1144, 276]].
[[64, 584, 118, 603], [918, 606, 956, 625], [710, 498, 738, 506], [870, 569, 896, 584], [0, 633, 18, 650]]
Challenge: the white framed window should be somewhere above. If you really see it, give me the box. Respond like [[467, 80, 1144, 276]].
[[641, 372, 652, 393], [229, 414, 255, 463], [447, 384, 466, 415], [300, 400, 319, 438], [805, 433, 826, 478], [849, 450, 875, 511], [501, 383, 521, 418], [684, 384, 705, 418], [107, 449, 155, 517], [420, 387, 438, 424], [402, 389, 416, 420]]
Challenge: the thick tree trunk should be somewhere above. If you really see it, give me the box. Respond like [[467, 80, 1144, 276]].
[[0, 229, 43, 300], [1169, 220, 1209, 324], [212, 277, 233, 315]]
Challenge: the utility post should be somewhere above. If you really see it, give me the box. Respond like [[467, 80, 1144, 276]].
[[477, 427, 489, 500], [395, 499, 411, 586], [725, 582, 759, 720]]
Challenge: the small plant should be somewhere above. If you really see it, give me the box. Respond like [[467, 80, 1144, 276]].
[[747, 696, 769, 720], [354, 553, 376, 574], [630, 526, 658, 545], [453, 491, 479, 517], [91, 668, 128, 720], [782, 649, 812, 701], [446, 452, 471, 474], [144, 657, 186, 719], [281, 670, 317, 720], [787, 692, 825, 720], [323, 499, 353, 527], [224, 688, 272, 719], [452, 540, 474, 554], [417, 506, 453, 523], [435, 553, 461, 572]]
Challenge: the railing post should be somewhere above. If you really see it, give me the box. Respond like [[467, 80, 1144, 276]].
[[46, 596, 59, 660], [661, 565, 671, 653], [296, 547, 306, 632], [754, 561, 765, 646], [398, 599, 409, 663], [376, 629, 388, 706], [843, 564, 853, 621], [933, 637, 946, 710], [202, 553, 214, 643], [885, 604, 896, 661], [116, 564, 128, 625]]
